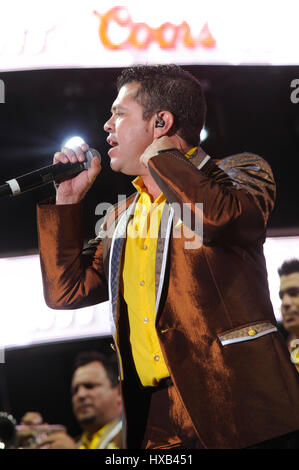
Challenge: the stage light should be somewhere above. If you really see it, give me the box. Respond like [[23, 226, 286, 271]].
[[62, 136, 85, 149], [200, 127, 208, 142]]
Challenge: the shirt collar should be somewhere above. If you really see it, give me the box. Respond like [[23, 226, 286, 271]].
[[185, 146, 198, 160], [132, 176, 147, 195], [80, 423, 108, 448]]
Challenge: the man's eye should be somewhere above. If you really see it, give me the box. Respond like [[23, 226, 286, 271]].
[[85, 383, 96, 389], [280, 288, 299, 299], [289, 288, 299, 297], [71, 383, 98, 395]]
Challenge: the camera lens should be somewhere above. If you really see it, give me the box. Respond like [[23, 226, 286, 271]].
[[0, 412, 17, 449]]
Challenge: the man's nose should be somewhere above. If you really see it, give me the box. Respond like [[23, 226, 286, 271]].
[[76, 385, 88, 399], [282, 293, 293, 310], [104, 116, 114, 133]]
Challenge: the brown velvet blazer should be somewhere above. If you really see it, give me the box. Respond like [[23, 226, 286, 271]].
[[37, 149, 299, 449]]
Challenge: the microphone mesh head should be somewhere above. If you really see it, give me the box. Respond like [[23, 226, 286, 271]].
[[85, 148, 101, 167]]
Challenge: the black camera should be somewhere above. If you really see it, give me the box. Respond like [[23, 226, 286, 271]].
[[0, 412, 17, 449]]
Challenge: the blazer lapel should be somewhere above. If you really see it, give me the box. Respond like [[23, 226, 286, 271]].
[[154, 149, 209, 319], [109, 195, 174, 325], [108, 195, 138, 334], [155, 203, 174, 319]]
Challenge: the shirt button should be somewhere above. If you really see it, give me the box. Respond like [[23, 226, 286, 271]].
[[144, 317, 149, 324], [154, 355, 160, 361], [140, 280, 145, 286], [142, 244, 148, 250]]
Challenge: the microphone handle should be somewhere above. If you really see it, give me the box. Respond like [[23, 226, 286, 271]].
[[0, 148, 100, 198], [0, 183, 11, 198], [7, 160, 86, 195]]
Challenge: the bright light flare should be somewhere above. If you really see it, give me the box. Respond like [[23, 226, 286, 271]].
[[200, 127, 208, 142], [63, 136, 85, 149]]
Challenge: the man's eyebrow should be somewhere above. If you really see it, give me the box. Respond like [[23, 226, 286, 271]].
[[111, 104, 126, 112]]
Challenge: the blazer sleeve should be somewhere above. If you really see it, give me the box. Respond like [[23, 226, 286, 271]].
[[37, 202, 109, 310], [148, 150, 276, 245]]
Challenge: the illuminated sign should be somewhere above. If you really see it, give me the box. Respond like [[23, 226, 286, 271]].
[[0, 1, 298, 71], [94, 6, 215, 50]]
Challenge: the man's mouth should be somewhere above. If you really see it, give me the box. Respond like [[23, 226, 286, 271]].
[[76, 403, 93, 412], [107, 136, 119, 148], [284, 312, 299, 324], [107, 137, 119, 157]]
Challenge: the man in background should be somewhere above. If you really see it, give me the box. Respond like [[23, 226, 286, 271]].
[[22, 351, 122, 449], [278, 259, 299, 372]]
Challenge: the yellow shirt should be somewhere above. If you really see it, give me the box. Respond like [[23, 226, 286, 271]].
[[121, 177, 169, 387], [121, 147, 197, 387], [288, 337, 299, 374], [79, 422, 119, 449]]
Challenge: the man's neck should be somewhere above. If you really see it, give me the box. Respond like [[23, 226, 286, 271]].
[[83, 414, 120, 440], [141, 174, 163, 201], [289, 329, 299, 340], [83, 423, 102, 440]]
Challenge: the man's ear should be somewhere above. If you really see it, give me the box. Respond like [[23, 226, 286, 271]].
[[153, 111, 175, 138]]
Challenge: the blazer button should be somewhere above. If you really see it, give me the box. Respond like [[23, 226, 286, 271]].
[[110, 343, 116, 351], [248, 328, 257, 336]]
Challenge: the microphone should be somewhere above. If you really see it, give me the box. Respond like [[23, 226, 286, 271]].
[[0, 148, 101, 198]]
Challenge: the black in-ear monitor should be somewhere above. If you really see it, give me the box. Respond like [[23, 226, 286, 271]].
[[155, 116, 165, 127]]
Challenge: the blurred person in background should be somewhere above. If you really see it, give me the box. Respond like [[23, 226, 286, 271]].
[[21, 412, 43, 426], [278, 259, 299, 373], [20, 351, 122, 449]]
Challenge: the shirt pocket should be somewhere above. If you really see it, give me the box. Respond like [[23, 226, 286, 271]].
[[218, 321, 277, 346]]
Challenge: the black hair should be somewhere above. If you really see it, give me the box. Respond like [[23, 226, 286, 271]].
[[278, 259, 299, 276], [117, 64, 206, 146], [72, 350, 119, 388]]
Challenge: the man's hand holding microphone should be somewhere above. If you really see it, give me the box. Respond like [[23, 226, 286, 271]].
[[53, 143, 101, 205]]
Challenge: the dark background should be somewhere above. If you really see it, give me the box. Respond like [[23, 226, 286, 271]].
[[0, 65, 298, 438]]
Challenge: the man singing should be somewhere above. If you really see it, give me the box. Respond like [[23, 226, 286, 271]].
[[37, 64, 299, 449]]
